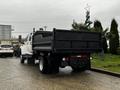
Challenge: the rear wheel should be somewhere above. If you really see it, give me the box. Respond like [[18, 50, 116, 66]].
[[39, 58, 44, 71], [39, 54, 60, 74], [49, 56, 59, 73], [39, 56, 51, 74]]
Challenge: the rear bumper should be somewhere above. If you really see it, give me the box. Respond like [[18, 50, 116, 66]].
[[0, 50, 14, 54], [69, 59, 90, 69], [61, 56, 91, 69]]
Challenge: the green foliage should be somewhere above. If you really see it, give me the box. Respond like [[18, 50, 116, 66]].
[[93, 20, 108, 53], [109, 19, 119, 54], [94, 20, 103, 32], [72, 21, 89, 31], [91, 54, 120, 73]]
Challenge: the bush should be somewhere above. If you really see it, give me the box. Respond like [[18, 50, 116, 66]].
[[117, 47, 120, 55]]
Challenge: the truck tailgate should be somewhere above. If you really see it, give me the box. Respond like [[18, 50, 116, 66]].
[[53, 29, 102, 53]]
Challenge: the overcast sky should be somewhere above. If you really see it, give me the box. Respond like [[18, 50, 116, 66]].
[[0, 0, 120, 37]]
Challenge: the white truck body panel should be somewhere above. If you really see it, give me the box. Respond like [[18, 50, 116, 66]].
[[20, 33, 33, 56], [21, 44, 32, 55]]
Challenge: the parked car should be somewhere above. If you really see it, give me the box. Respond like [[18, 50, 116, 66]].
[[0, 45, 14, 56]]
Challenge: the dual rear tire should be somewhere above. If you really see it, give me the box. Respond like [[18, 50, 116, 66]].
[[39, 56, 50, 74], [39, 55, 59, 74]]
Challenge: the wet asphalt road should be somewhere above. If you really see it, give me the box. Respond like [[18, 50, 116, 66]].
[[0, 57, 120, 90]]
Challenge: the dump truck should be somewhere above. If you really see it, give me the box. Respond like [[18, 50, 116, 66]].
[[20, 28, 102, 74]]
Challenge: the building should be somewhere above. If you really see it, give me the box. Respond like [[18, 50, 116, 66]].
[[0, 25, 24, 45], [0, 25, 12, 40]]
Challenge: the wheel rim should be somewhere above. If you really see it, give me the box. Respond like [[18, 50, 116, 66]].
[[39, 59, 43, 71]]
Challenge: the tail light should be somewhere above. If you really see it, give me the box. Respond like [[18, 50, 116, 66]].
[[62, 57, 69, 61]]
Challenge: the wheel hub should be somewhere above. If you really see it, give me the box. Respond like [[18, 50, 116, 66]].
[[39, 59, 43, 71]]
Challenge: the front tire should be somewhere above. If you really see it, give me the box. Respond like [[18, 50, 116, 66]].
[[20, 55, 25, 64]]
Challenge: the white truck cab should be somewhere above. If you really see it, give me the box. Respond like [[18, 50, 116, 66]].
[[21, 33, 33, 54], [20, 33, 33, 63]]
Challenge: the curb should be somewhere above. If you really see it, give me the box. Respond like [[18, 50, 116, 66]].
[[90, 68, 120, 78]]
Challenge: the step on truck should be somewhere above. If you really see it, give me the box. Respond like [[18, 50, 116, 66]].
[[20, 28, 102, 74]]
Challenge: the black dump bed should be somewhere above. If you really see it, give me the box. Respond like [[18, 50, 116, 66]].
[[32, 29, 102, 53]]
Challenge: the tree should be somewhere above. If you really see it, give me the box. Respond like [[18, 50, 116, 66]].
[[94, 20, 103, 32], [109, 19, 119, 54], [93, 20, 108, 53], [72, 8, 92, 31], [72, 20, 89, 31]]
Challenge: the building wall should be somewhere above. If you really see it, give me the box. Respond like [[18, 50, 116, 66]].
[[0, 25, 12, 40]]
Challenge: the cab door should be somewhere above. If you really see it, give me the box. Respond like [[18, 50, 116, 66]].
[[26, 33, 33, 54]]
